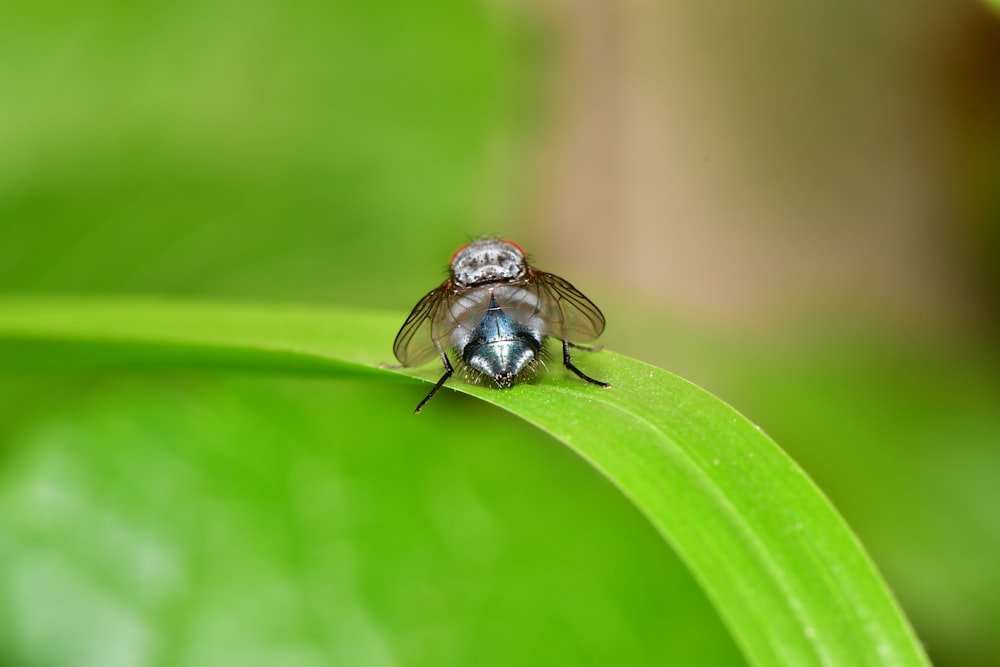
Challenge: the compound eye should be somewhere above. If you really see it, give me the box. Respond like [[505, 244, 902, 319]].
[[499, 239, 526, 257], [449, 242, 472, 265]]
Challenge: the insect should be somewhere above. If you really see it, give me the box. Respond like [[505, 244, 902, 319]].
[[392, 237, 610, 413]]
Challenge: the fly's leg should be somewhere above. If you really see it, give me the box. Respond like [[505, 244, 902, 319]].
[[414, 352, 455, 414], [562, 339, 610, 388]]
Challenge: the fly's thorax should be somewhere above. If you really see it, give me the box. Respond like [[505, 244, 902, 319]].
[[445, 285, 546, 356], [450, 238, 526, 287]]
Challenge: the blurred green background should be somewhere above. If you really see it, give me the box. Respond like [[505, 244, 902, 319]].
[[2, 1, 999, 665]]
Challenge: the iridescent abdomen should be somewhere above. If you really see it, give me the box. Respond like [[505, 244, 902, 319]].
[[460, 295, 542, 388]]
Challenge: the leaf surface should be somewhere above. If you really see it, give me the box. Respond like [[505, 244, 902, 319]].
[[0, 297, 930, 667]]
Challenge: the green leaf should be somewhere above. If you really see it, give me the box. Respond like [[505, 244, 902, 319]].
[[0, 296, 929, 667]]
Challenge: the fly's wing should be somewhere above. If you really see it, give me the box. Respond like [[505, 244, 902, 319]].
[[494, 270, 606, 343], [392, 284, 452, 367], [438, 287, 494, 332]]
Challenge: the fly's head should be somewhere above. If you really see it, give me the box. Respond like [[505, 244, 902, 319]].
[[450, 238, 527, 287]]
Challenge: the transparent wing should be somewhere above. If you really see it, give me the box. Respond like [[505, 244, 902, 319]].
[[392, 284, 452, 367], [493, 270, 605, 343]]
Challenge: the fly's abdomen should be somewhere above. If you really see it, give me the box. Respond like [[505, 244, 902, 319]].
[[461, 295, 542, 388]]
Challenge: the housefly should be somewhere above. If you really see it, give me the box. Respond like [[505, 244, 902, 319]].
[[392, 237, 610, 413]]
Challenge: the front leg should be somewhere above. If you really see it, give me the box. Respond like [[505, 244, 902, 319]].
[[414, 352, 455, 414]]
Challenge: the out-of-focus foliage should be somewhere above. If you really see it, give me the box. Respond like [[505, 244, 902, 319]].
[[0, 0, 533, 306], [0, 380, 742, 666]]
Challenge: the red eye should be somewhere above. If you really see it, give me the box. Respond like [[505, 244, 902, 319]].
[[449, 242, 472, 265], [499, 239, 526, 256]]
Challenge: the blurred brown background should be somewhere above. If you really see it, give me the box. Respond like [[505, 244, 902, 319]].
[[531, 0, 998, 337]]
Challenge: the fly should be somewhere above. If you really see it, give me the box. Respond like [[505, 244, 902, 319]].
[[391, 237, 610, 413]]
